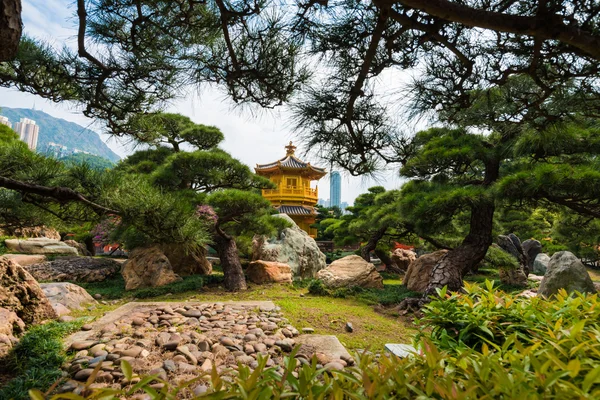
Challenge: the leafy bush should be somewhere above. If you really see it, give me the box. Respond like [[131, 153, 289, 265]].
[[1, 320, 83, 400], [419, 281, 600, 350]]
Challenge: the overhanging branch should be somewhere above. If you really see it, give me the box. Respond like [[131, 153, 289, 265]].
[[0, 176, 119, 215]]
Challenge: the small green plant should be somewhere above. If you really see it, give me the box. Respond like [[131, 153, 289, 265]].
[[1, 320, 83, 400], [307, 279, 329, 296]]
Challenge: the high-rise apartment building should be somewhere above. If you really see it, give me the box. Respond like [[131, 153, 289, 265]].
[[13, 118, 39, 150], [330, 171, 341, 208], [0, 116, 11, 127]]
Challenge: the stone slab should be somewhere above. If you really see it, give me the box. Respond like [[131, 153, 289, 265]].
[[384, 343, 417, 358], [295, 334, 351, 360], [1, 254, 47, 266], [65, 300, 277, 347]]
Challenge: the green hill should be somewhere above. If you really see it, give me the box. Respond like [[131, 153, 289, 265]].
[[0, 107, 120, 162]]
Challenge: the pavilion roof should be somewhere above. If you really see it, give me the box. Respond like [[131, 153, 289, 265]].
[[255, 142, 326, 178], [275, 205, 317, 216]]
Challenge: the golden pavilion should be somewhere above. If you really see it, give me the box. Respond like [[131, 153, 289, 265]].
[[255, 142, 326, 237]]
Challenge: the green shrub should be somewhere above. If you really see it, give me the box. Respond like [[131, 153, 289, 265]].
[[419, 280, 600, 350], [1, 320, 83, 400], [307, 279, 329, 296]]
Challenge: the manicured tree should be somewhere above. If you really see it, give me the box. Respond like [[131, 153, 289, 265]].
[[395, 82, 600, 294], [119, 113, 277, 290], [200, 190, 285, 291]]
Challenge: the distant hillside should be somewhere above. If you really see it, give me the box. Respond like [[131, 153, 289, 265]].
[[0, 107, 120, 162]]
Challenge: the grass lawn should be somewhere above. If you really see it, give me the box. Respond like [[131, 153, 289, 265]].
[[76, 271, 416, 352]]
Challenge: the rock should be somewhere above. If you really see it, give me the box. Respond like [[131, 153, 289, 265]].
[[538, 251, 597, 298], [0, 307, 25, 337], [497, 265, 529, 288], [40, 282, 96, 316], [24, 256, 121, 283], [74, 368, 95, 381], [93, 293, 102, 300], [4, 225, 61, 240], [247, 260, 293, 284], [403, 250, 448, 293], [324, 361, 344, 371], [252, 214, 326, 278], [193, 385, 208, 396], [121, 246, 182, 290], [316, 255, 383, 289], [0, 254, 46, 267], [161, 244, 212, 276], [5, 238, 78, 255], [200, 358, 213, 372], [302, 328, 314, 334], [390, 248, 417, 272], [0, 257, 57, 324], [63, 240, 92, 256], [497, 234, 529, 275], [163, 359, 177, 373], [522, 239, 542, 269], [345, 322, 353, 333], [81, 324, 93, 331], [71, 341, 97, 351], [533, 253, 550, 276]]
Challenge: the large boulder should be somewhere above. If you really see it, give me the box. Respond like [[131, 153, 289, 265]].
[[252, 214, 326, 279], [121, 246, 182, 290], [538, 251, 597, 298], [161, 244, 212, 276], [63, 240, 92, 256], [40, 282, 97, 316], [522, 239, 543, 269], [0, 257, 57, 325], [533, 253, 550, 275], [497, 234, 528, 271], [1, 254, 46, 266], [25, 256, 121, 283], [5, 238, 78, 255], [403, 250, 448, 293], [0, 307, 25, 357], [390, 248, 417, 272], [316, 255, 383, 289], [247, 260, 293, 284]]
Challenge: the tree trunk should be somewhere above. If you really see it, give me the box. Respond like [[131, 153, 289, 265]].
[[214, 234, 247, 291], [0, 0, 21, 61], [424, 158, 500, 295], [84, 236, 96, 256], [374, 248, 403, 273], [360, 226, 387, 262]]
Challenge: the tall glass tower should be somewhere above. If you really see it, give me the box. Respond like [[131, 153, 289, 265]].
[[330, 171, 341, 208]]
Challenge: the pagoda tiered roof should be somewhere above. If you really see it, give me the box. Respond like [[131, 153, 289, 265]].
[[275, 205, 317, 216], [255, 142, 326, 179]]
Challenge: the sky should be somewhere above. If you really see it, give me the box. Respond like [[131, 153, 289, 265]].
[[0, 0, 410, 204]]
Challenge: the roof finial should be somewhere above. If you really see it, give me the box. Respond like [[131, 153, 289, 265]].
[[285, 141, 296, 156]]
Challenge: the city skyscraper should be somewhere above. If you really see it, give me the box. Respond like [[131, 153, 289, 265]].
[[0, 116, 10, 127], [13, 118, 39, 150], [330, 171, 341, 208]]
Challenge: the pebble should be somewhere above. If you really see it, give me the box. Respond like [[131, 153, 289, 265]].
[[345, 322, 354, 333], [62, 302, 349, 391], [70, 341, 97, 351], [81, 324, 93, 331], [74, 368, 95, 381], [163, 359, 177, 372], [324, 361, 345, 371]]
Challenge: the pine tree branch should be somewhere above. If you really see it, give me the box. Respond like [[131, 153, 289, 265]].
[[0, 176, 119, 215], [375, 0, 600, 60]]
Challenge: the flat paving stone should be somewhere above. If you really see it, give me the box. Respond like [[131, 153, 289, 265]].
[[384, 343, 417, 358], [294, 335, 351, 360]]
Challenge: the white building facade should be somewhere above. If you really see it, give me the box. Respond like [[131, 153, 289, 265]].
[[13, 118, 40, 150]]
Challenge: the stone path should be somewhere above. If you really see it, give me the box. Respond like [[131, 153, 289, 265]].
[[61, 301, 353, 395]]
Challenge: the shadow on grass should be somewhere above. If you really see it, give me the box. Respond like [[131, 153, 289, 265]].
[[77, 273, 224, 300]]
